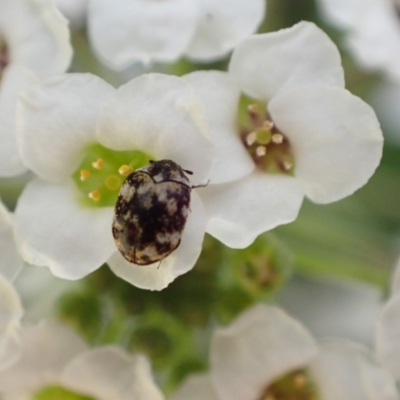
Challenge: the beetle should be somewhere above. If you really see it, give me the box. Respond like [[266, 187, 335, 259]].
[[112, 159, 195, 265]]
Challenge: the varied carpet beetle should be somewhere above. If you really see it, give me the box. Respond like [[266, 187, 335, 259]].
[[112, 159, 194, 265]]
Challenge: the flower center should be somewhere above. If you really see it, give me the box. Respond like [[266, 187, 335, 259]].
[[33, 385, 96, 400], [72, 143, 153, 207], [238, 96, 294, 174], [259, 369, 319, 400], [0, 37, 8, 81]]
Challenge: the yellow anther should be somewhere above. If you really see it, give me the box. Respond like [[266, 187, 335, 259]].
[[105, 175, 121, 191], [88, 190, 101, 201], [283, 160, 293, 171], [80, 169, 91, 181], [293, 372, 306, 388], [256, 145, 267, 157], [247, 103, 260, 113], [118, 164, 134, 176], [272, 133, 284, 144], [92, 158, 104, 170], [263, 120, 274, 130], [246, 131, 257, 146], [256, 128, 272, 145]]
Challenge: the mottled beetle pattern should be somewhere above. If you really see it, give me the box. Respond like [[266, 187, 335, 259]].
[[112, 160, 194, 265]]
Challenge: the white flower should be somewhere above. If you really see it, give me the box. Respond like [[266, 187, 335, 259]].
[[0, 321, 163, 400], [87, 0, 266, 69], [171, 304, 399, 400], [317, 0, 400, 80], [0, 200, 24, 369], [14, 72, 214, 291], [185, 21, 383, 248], [0, 0, 72, 177], [56, 0, 88, 30], [376, 259, 400, 380]]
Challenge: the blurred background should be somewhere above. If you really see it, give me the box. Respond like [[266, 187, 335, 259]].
[[2, 0, 400, 392]]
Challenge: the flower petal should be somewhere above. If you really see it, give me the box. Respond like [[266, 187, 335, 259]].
[[13, 179, 116, 280], [0, 274, 23, 369], [56, 0, 88, 30], [0, 0, 72, 77], [211, 304, 318, 400], [15, 265, 79, 323], [0, 64, 37, 177], [96, 73, 214, 184], [88, 0, 198, 68], [171, 373, 219, 400], [310, 340, 399, 400], [201, 172, 304, 248], [229, 21, 344, 101], [0, 321, 88, 394], [184, 71, 254, 184], [185, 0, 265, 61], [281, 276, 382, 346], [62, 347, 164, 400], [269, 85, 383, 204], [0, 200, 23, 281], [108, 191, 206, 290], [346, 1, 400, 81], [317, 0, 365, 28], [376, 295, 400, 380], [17, 73, 114, 183]]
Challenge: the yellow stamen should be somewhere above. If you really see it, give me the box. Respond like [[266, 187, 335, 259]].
[[283, 160, 293, 171], [80, 169, 91, 181], [293, 372, 306, 389], [105, 175, 121, 191], [246, 131, 257, 146], [118, 164, 134, 176], [247, 103, 259, 113], [256, 145, 267, 157], [92, 158, 104, 170], [263, 120, 274, 130], [256, 128, 272, 145], [88, 190, 101, 201], [272, 133, 284, 144]]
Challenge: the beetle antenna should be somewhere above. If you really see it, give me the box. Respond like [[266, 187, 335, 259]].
[[192, 179, 210, 189]]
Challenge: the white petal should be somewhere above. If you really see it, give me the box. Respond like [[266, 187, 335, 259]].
[[269, 85, 383, 204], [62, 347, 164, 400], [17, 73, 114, 183], [108, 191, 206, 291], [185, 0, 265, 61], [88, 0, 198, 68], [229, 21, 344, 101], [0, 200, 23, 281], [211, 304, 318, 400], [0, 321, 88, 395], [310, 340, 399, 400], [14, 265, 79, 323], [0, 274, 23, 369], [171, 373, 219, 400], [376, 295, 400, 379], [317, 0, 365, 28], [13, 179, 116, 280], [346, 1, 400, 81], [0, 0, 72, 77], [56, 0, 88, 30], [0, 64, 37, 177], [96, 73, 214, 184], [201, 172, 304, 249], [280, 276, 382, 347], [184, 71, 254, 184]]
